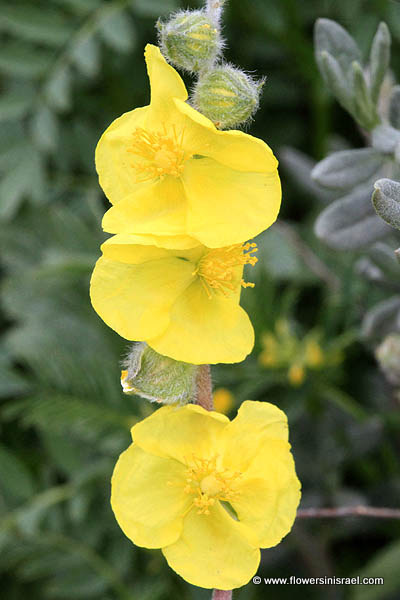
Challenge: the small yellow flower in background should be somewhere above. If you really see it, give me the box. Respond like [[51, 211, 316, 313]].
[[111, 401, 301, 590], [213, 387, 234, 414], [259, 320, 340, 387], [96, 44, 281, 248], [90, 234, 257, 364]]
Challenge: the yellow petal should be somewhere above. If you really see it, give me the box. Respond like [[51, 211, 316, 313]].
[[102, 177, 187, 236], [111, 444, 189, 548], [148, 281, 254, 364], [102, 232, 200, 251], [145, 44, 187, 111], [100, 235, 203, 263], [221, 401, 289, 472], [131, 404, 228, 463], [95, 106, 149, 205], [174, 98, 278, 172], [90, 255, 194, 340], [182, 157, 281, 247], [231, 450, 301, 548], [162, 502, 260, 590]]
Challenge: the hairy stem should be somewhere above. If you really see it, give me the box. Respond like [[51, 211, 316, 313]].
[[195, 364, 214, 411], [206, 0, 226, 24], [194, 367, 232, 600], [212, 591, 232, 600], [297, 506, 400, 519]]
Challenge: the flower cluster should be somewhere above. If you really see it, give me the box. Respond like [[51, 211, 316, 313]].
[[89, 20, 299, 594], [90, 43, 281, 364]]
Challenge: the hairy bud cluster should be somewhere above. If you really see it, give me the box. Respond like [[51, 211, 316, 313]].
[[193, 65, 263, 129], [158, 10, 222, 73]]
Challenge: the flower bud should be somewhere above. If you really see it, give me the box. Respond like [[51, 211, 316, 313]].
[[121, 342, 199, 405], [376, 333, 400, 385], [193, 64, 263, 128], [157, 10, 222, 73]]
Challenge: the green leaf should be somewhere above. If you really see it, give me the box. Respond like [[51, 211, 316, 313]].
[[369, 22, 391, 105], [372, 178, 400, 230], [70, 35, 100, 78], [0, 42, 52, 79], [0, 147, 43, 220], [30, 107, 59, 152], [99, 10, 136, 53], [389, 85, 400, 130], [315, 187, 388, 250], [0, 444, 35, 501], [44, 65, 72, 112], [0, 93, 32, 123], [314, 18, 361, 73], [0, 6, 73, 47], [312, 148, 384, 191], [351, 541, 400, 600]]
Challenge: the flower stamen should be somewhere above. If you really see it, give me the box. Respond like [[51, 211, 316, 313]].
[[194, 242, 258, 298], [181, 455, 241, 515], [127, 125, 191, 182]]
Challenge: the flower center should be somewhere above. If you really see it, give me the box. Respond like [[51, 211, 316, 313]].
[[127, 127, 190, 182], [183, 456, 241, 515], [194, 242, 258, 298]]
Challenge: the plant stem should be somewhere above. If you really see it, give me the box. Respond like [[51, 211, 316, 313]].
[[206, 0, 226, 25], [297, 506, 400, 519], [195, 364, 214, 411], [212, 591, 232, 600], [194, 367, 232, 600]]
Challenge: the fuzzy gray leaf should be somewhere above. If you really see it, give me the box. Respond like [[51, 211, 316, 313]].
[[389, 85, 400, 130], [314, 18, 361, 74], [312, 148, 384, 191], [315, 187, 389, 249], [372, 178, 400, 230], [369, 22, 391, 105]]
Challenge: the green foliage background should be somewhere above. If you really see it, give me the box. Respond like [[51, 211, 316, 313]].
[[1, 0, 400, 599]]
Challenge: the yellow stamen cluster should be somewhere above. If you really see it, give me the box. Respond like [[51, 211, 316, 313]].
[[195, 243, 258, 298], [127, 126, 190, 182], [183, 456, 241, 515]]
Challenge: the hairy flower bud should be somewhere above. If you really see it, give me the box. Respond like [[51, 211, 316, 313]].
[[193, 64, 263, 128], [157, 10, 222, 73], [121, 342, 199, 405], [376, 333, 400, 385]]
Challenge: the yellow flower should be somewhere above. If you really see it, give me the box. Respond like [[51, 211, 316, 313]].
[[96, 44, 281, 248], [90, 233, 257, 364], [111, 401, 301, 590], [213, 387, 234, 414]]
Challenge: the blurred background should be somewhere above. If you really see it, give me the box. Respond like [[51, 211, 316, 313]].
[[1, 0, 400, 598]]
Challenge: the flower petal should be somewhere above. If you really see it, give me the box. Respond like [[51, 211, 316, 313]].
[[100, 235, 203, 263], [131, 404, 228, 463], [145, 44, 187, 112], [182, 157, 281, 247], [162, 503, 260, 590], [147, 281, 254, 364], [101, 232, 200, 251], [90, 255, 195, 340], [102, 177, 188, 236], [95, 106, 149, 205], [174, 98, 279, 172], [231, 451, 301, 548], [111, 444, 189, 548], [221, 401, 289, 472]]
